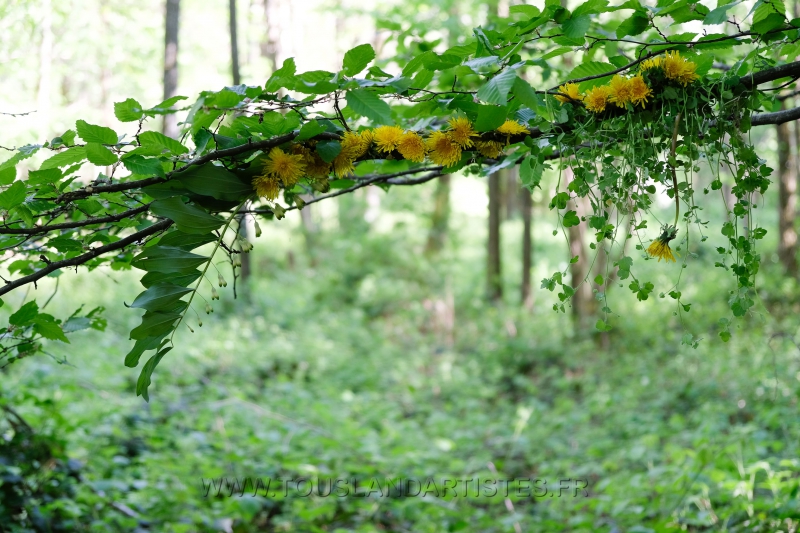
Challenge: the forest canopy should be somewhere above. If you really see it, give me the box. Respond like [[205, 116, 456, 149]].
[[2, 0, 800, 399]]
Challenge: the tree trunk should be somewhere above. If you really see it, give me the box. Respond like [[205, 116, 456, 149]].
[[565, 167, 593, 327], [425, 175, 451, 255], [487, 172, 503, 302], [777, 102, 798, 276], [520, 186, 533, 309], [229, 0, 241, 86], [37, 0, 53, 139], [162, 0, 181, 139]]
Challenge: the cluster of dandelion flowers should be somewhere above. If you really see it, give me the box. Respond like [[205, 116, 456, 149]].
[[252, 147, 306, 200], [333, 130, 372, 176], [641, 51, 699, 86], [646, 225, 679, 263], [555, 83, 582, 105]]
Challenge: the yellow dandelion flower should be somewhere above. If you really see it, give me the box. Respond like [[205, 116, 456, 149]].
[[608, 75, 634, 108], [496, 119, 529, 136], [252, 175, 281, 200], [555, 83, 583, 105], [333, 154, 356, 177], [583, 85, 612, 113], [629, 75, 652, 108], [475, 140, 505, 158], [677, 61, 699, 86], [646, 225, 679, 262], [332, 130, 372, 177], [263, 147, 305, 187], [297, 145, 331, 178], [640, 56, 663, 72], [447, 116, 477, 148], [426, 131, 462, 167], [373, 125, 404, 153], [397, 131, 427, 162]]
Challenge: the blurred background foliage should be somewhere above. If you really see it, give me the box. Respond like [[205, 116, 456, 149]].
[[1, 0, 800, 531]]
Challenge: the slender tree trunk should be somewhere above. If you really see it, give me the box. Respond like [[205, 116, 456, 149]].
[[487, 172, 503, 302], [229, 0, 241, 85], [162, 0, 181, 139], [37, 0, 53, 139], [520, 186, 533, 309], [777, 102, 798, 276], [425, 175, 451, 255]]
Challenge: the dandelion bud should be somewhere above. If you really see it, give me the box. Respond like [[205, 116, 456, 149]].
[[254, 221, 262, 238], [211, 287, 220, 300], [205, 303, 213, 314], [218, 274, 226, 287]]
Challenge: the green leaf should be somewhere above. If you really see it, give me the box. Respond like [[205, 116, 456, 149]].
[[138, 131, 189, 155], [0, 167, 15, 185], [342, 43, 376, 76], [563, 210, 580, 227], [32, 315, 69, 343], [595, 319, 612, 332], [175, 164, 252, 201], [519, 155, 544, 189], [345, 89, 392, 124], [150, 197, 224, 234], [27, 168, 61, 185], [704, 1, 740, 24], [157, 231, 217, 250], [40, 146, 87, 170], [114, 98, 144, 122], [136, 346, 172, 402], [563, 14, 591, 39], [752, 0, 786, 34], [9, 300, 38, 326], [265, 58, 297, 93], [567, 61, 616, 89], [130, 284, 193, 312], [573, 0, 609, 17], [76, 119, 118, 144], [512, 77, 544, 111], [0, 181, 26, 210], [0, 145, 40, 173], [130, 312, 181, 340], [475, 105, 508, 132], [123, 155, 166, 177], [124, 335, 166, 367], [476, 68, 518, 105], [148, 95, 189, 114], [317, 141, 342, 163], [295, 120, 327, 142], [85, 143, 118, 166], [132, 246, 208, 273], [594, 275, 604, 285], [140, 270, 203, 288], [616, 11, 650, 37]]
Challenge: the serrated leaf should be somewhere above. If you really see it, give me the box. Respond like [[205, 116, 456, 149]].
[[76, 119, 118, 144], [157, 231, 217, 250], [132, 246, 208, 273], [0, 181, 26, 210], [265, 58, 297, 93], [138, 131, 189, 155], [573, 0, 609, 17], [519, 155, 544, 189], [40, 146, 87, 170], [316, 141, 342, 163], [9, 300, 38, 326], [568, 61, 616, 89], [27, 168, 61, 185], [148, 95, 189, 114], [174, 164, 252, 201], [123, 155, 166, 177], [343, 44, 376, 76], [114, 98, 144, 122], [512, 77, 544, 111], [0, 146, 40, 173], [130, 284, 193, 312], [85, 143, 118, 166], [563, 15, 591, 39], [150, 197, 224, 234], [345, 89, 392, 124], [476, 68, 518, 105], [32, 316, 69, 343]]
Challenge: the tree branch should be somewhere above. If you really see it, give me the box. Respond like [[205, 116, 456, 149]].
[[0, 219, 173, 298], [0, 204, 151, 235]]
